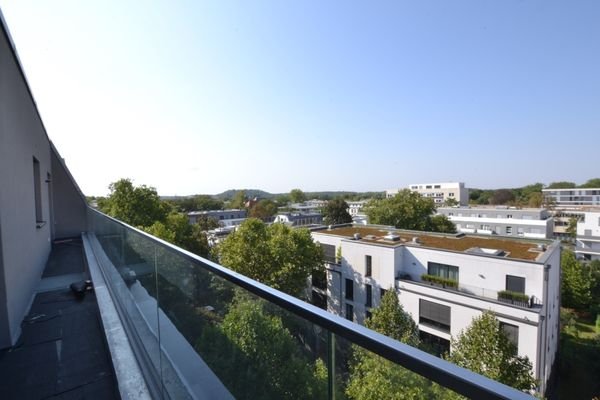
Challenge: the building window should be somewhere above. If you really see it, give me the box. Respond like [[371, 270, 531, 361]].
[[507, 214, 513, 219], [419, 330, 450, 357], [506, 226, 512, 235], [366, 310, 372, 320], [380, 288, 387, 300], [366, 284, 372, 307], [500, 322, 519, 353], [345, 279, 354, 300], [320, 243, 336, 264], [434, 185, 441, 189], [427, 262, 459, 281], [33, 157, 43, 223], [448, 192, 454, 197], [426, 185, 432, 189], [346, 304, 353, 321], [419, 299, 451, 332], [365, 255, 372, 277], [506, 275, 525, 293]]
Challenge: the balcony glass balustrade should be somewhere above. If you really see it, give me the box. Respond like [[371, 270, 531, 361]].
[[87, 208, 534, 399]]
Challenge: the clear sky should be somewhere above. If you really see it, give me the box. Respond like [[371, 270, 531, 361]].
[[1, 1, 599, 196]]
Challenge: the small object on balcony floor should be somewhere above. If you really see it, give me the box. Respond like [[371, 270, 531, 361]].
[[70, 281, 88, 299]]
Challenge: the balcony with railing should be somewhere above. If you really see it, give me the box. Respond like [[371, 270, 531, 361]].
[[397, 274, 542, 310], [84, 208, 535, 399]]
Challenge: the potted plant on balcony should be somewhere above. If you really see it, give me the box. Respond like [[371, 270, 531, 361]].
[[497, 290, 530, 307], [421, 274, 458, 290]]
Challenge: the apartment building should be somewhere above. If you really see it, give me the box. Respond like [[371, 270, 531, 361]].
[[576, 212, 600, 261], [437, 206, 554, 239], [273, 212, 323, 227], [542, 188, 600, 207], [347, 199, 368, 216], [187, 209, 247, 224], [387, 182, 469, 206], [311, 225, 560, 395]]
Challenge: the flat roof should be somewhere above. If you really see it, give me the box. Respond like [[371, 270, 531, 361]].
[[313, 226, 550, 261]]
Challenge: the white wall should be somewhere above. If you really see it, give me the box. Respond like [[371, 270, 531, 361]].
[[0, 23, 53, 347]]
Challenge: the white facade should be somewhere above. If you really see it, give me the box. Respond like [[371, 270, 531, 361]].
[[437, 206, 554, 239], [347, 200, 368, 216], [543, 188, 600, 207], [576, 212, 600, 261], [311, 226, 560, 395], [387, 182, 469, 206]]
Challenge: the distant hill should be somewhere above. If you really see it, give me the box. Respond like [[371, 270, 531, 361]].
[[213, 189, 275, 201]]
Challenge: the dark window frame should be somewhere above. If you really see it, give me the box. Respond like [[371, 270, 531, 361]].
[[506, 275, 525, 294], [419, 299, 451, 332], [345, 303, 353, 321], [366, 284, 372, 307], [345, 278, 354, 301], [365, 255, 372, 277]]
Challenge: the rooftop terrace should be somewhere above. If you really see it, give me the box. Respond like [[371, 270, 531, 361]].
[[313, 226, 551, 261]]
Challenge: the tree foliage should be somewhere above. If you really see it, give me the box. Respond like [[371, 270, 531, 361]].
[[365, 190, 454, 233], [561, 250, 593, 309], [101, 178, 168, 227], [322, 198, 353, 225], [248, 199, 278, 220], [547, 181, 576, 189], [194, 215, 221, 232], [170, 195, 224, 212], [490, 189, 516, 205], [367, 289, 419, 345], [196, 296, 327, 400], [579, 178, 600, 188], [446, 311, 536, 392], [228, 190, 247, 209], [289, 188, 306, 203], [429, 214, 457, 234], [145, 212, 211, 257], [345, 290, 445, 399], [218, 219, 323, 298]]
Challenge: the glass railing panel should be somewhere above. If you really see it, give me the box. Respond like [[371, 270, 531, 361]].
[[154, 245, 330, 399], [334, 334, 462, 400], [87, 209, 163, 392]]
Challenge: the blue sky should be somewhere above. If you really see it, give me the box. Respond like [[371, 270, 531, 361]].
[[2, 1, 599, 196]]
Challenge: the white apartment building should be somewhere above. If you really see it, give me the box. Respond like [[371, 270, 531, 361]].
[[311, 225, 560, 396], [347, 200, 368, 216], [387, 182, 469, 206], [576, 212, 600, 261], [542, 188, 600, 207], [437, 206, 554, 239]]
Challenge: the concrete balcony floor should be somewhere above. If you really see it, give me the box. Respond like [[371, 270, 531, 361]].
[[0, 240, 119, 399]]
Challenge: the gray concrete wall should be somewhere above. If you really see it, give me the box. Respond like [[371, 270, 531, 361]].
[[0, 18, 53, 347], [51, 145, 87, 238]]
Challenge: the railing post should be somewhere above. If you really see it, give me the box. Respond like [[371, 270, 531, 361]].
[[327, 331, 336, 400]]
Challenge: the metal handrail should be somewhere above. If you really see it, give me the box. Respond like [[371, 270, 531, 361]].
[[88, 207, 534, 400]]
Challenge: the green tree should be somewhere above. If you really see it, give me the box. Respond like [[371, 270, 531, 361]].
[[346, 290, 444, 400], [490, 189, 516, 205], [365, 189, 434, 230], [443, 198, 459, 207], [366, 289, 419, 345], [527, 192, 543, 208], [322, 198, 353, 225], [101, 178, 168, 227], [561, 250, 593, 309], [289, 188, 306, 203], [446, 311, 536, 392], [194, 215, 221, 232], [228, 190, 247, 209], [566, 217, 579, 240], [248, 199, 278, 220], [428, 215, 457, 234], [218, 219, 323, 298], [145, 212, 211, 257], [547, 181, 576, 189], [172, 195, 224, 212], [579, 178, 600, 188], [365, 189, 448, 232]]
